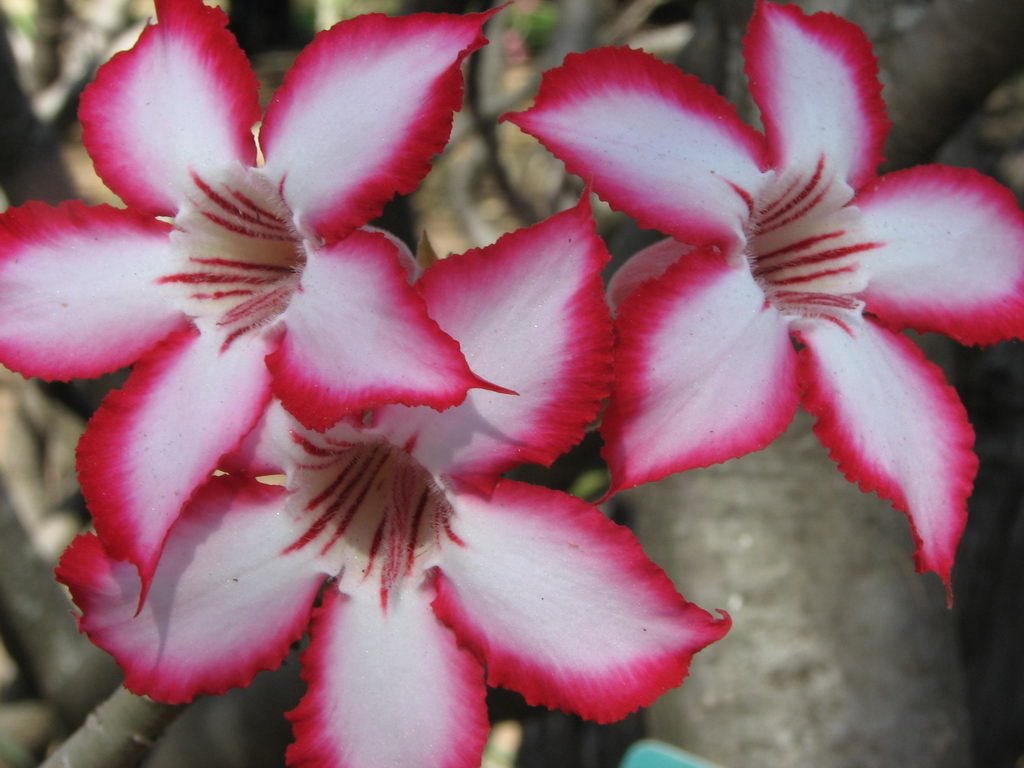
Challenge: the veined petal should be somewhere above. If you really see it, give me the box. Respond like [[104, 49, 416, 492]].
[[797, 316, 976, 594], [77, 327, 273, 589], [286, 586, 488, 768], [432, 480, 729, 722], [507, 46, 768, 247], [375, 201, 613, 488], [56, 476, 324, 703], [743, 1, 888, 191], [80, 0, 260, 216], [606, 236, 692, 309], [260, 11, 493, 243], [268, 229, 484, 431], [857, 165, 1024, 344], [603, 247, 799, 494], [0, 201, 185, 379]]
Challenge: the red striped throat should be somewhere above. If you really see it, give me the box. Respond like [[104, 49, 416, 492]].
[[159, 166, 305, 350], [740, 155, 878, 330], [283, 430, 461, 611]]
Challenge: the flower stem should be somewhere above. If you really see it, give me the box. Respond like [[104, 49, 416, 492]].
[[39, 688, 185, 768]]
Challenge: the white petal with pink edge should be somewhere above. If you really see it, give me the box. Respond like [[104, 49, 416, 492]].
[[0, 201, 185, 380], [268, 229, 484, 431], [796, 315, 976, 594], [857, 165, 1024, 344], [260, 12, 492, 244], [77, 327, 273, 589], [80, 0, 260, 216], [373, 202, 612, 489], [219, 400, 296, 477], [508, 46, 768, 247], [607, 236, 693, 309], [286, 586, 488, 768], [432, 480, 729, 723], [603, 247, 799, 494], [55, 476, 324, 703], [743, 1, 887, 191]]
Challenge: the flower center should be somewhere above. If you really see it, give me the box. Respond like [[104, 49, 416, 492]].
[[284, 433, 460, 607], [744, 155, 878, 328], [160, 166, 305, 348]]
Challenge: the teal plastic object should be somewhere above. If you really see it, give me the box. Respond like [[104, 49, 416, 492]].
[[619, 740, 726, 768]]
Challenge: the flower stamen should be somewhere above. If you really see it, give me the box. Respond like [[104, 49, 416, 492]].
[[744, 154, 876, 324], [162, 167, 306, 348], [285, 436, 460, 609]]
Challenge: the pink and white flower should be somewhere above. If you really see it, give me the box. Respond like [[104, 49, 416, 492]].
[[57, 204, 729, 768], [509, 0, 1024, 590], [0, 0, 501, 586]]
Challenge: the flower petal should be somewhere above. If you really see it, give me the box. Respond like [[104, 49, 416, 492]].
[[507, 46, 768, 247], [856, 165, 1024, 344], [77, 326, 273, 589], [432, 480, 729, 723], [56, 476, 323, 703], [0, 201, 185, 379], [80, 0, 260, 216], [268, 229, 484, 431], [219, 399, 294, 477], [260, 11, 493, 243], [743, 1, 888, 190], [603, 247, 799, 494], [796, 315, 976, 594], [606, 236, 692, 309], [375, 201, 613, 489], [286, 586, 488, 768]]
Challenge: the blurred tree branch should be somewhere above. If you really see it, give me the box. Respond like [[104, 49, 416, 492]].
[[32, 0, 67, 88], [0, 11, 75, 205], [876, 0, 1024, 170], [0, 12, 123, 747], [466, 27, 543, 227], [39, 688, 183, 768], [0, 478, 118, 726]]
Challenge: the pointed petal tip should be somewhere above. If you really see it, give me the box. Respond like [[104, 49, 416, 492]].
[[76, 326, 273, 596], [75, 412, 166, 598], [260, 9, 495, 243], [270, 228, 483, 430], [0, 201, 186, 381], [746, 0, 889, 188], [797, 318, 974, 597], [470, 373, 518, 398], [908, 522, 958, 608], [81, 0, 260, 215], [509, 45, 767, 246], [433, 481, 730, 723], [708, 607, 732, 641], [59, 476, 321, 704], [857, 164, 1024, 344], [395, 200, 613, 481]]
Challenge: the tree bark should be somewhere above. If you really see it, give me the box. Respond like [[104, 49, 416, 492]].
[[0, 479, 119, 726], [875, 0, 1024, 171], [624, 414, 972, 768], [39, 688, 183, 768]]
